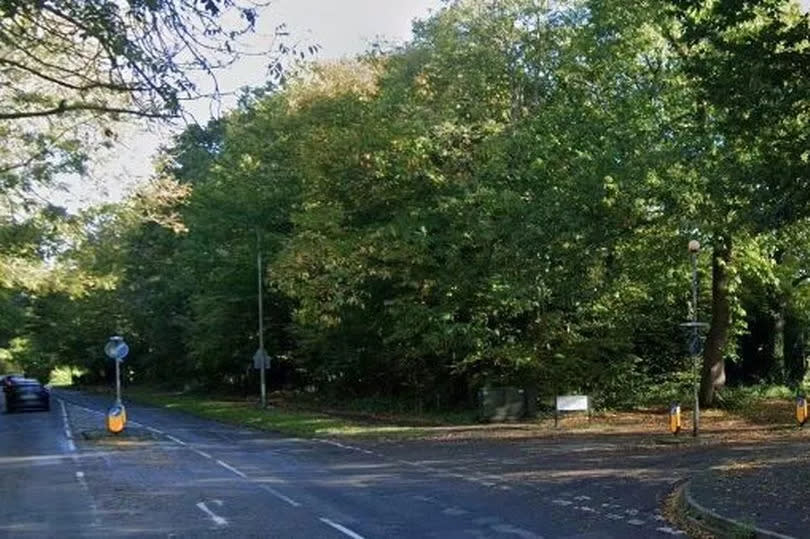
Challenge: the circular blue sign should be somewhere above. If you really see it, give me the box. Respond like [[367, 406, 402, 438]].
[[114, 343, 129, 360], [105, 337, 129, 361]]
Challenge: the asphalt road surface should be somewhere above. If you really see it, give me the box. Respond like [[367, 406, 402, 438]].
[[0, 389, 739, 538]]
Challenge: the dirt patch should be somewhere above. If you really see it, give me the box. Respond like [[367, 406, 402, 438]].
[[80, 428, 159, 448]]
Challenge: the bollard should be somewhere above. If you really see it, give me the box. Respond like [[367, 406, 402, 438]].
[[106, 403, 127, 434], [796, 396, 808, 427], [669, 402, 682, 435]]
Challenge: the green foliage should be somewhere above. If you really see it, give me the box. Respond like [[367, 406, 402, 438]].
[[4, 0, 810, 412]]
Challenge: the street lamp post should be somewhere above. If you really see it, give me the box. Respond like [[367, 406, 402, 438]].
[[688, 239, 701, 437], [689, 240, 700, 437]]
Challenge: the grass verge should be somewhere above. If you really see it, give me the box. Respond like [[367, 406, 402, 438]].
[[120, 387, 432, 440], [69, 383, 810, 444]]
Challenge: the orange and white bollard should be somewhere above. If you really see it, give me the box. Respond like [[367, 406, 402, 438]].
[[669, 402, 682, 435], [796, 396, 807, 427]]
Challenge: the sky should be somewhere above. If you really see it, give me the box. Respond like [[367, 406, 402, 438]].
[[56, 0, 443, 212]]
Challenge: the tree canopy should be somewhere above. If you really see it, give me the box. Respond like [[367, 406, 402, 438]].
[[3, 0, 809, 410]]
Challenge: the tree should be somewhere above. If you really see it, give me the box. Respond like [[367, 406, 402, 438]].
[[665, 0, 810, 404]]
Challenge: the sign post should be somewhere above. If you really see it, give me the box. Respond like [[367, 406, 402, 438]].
[[104, 336, 129, 433], [256, 229, 267, 408]]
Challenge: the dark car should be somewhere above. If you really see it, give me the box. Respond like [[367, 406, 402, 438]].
[[5, 378, 50, 413], [0, 374, 23, 390]]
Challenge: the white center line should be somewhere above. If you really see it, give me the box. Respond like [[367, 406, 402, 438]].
[[216, 459, 247, 479], [258, 485, 302, 507], [192, 449, 212, 460], [196, 502, 228, 527], [319, 517, 365, 539], [166, 435, 187, 446]]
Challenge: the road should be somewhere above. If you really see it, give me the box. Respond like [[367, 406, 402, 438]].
[[0, 389, 743, 538]]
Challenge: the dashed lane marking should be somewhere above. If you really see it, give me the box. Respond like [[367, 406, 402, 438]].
[[166, 435, 187, 446], [192, 449, 212, 460], [216, 459, 247, 479], [257, 485, 302, 508], [196, 501, 228, 527], [490, 523, 543, 539], [319, 517, 365, 539]]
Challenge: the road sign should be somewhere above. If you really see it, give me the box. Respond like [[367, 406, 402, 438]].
[[114, 343, 129, 361], [253, 348, 270, 370], [105, 336, 128, 406], [105, 338, 129, 362]]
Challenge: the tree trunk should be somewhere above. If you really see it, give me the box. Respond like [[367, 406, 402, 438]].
[[784, 307, 806, 389], [699, 239, 732, 406]]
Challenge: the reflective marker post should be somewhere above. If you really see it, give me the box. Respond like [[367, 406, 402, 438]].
[[797, 396, 808, 427], [669, 402, 682, 435]]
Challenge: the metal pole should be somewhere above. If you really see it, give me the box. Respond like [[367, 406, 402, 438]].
[[115, 358, 121, 406], [257, 229, 266, 408], [691, 251, 700, 437]]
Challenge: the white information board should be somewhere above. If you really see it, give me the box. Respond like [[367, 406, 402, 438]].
[[556, 395, 590, 412]]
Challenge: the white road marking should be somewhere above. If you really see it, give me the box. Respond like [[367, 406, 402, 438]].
[[60, 401, 72, 437], [61, 398, 306, 515], [490, 524, 542, 539], [72, 469, 101, 527], [58, 400, 101, 525], [196, 501, 228, 527], [216, 459, 247, 478], [573, 495, 591, 501], [551, 499, 573, 506], [575, 505, 597, 513], [322, 440, 353, 450], [258, 485, 302, 507], [319, 517, 365, 539], [59, 401, 77, 453], [442, 507, 469, 516], [606, 513, 624, 520], [627, 519, 645, 526], [166, 435, 187, 446], [625, 509, 639, 516], [192, 449, 212, 460], [657, 527, 686, 535]]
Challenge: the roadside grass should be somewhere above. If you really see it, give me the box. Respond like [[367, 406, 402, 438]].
[[120, 387, 432, 439], [69, 383, 810, 443]]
